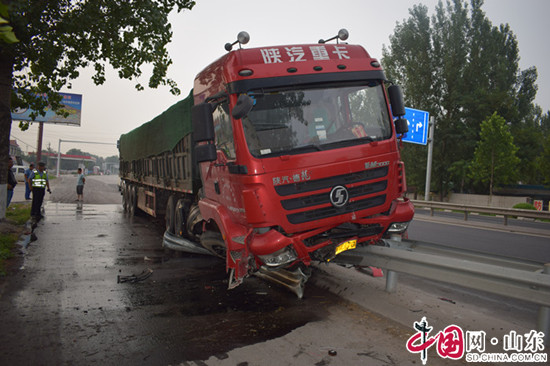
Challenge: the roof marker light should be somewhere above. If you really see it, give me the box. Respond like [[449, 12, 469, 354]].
[[239, 69, 253, 77]]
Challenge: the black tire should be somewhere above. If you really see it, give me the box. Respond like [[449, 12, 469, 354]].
[[174, 199, 186, 237], [200, 231, 227, 259], [122, 183, 129, 212], [165, 195, 175, 234], [129, 185, 137, 216]]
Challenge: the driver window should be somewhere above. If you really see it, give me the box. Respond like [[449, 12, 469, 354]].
[[213, 102, 235, 159], [348, 87, 391, 138]]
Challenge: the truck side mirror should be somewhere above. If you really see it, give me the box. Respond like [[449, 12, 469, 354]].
[[395, 118, 409, 134], [232, 94, 254, 120], [192, 103, 215, 143], [388, 85, 406, 117], [195, 144, 217, 163]]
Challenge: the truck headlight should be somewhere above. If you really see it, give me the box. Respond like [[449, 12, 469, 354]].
[[258, 246, 297, 267], [387, 221, 410, 233]]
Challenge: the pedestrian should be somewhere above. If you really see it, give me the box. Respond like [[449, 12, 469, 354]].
[[24, 163, 34, 200], [28, 162, 51, 221], [76, 168, 85, 201], [7, 157, 17, 207]]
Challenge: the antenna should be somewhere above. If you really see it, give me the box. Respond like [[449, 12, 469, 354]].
[[318, 29, 349, 44], [224, 31, 250, 51]]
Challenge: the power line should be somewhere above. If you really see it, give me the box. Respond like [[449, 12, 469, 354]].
[[10, 134, 37, 152]]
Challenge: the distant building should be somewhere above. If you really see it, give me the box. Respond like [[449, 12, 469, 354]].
[[9, 140, 23, 164], [9, 140, 22, 156]]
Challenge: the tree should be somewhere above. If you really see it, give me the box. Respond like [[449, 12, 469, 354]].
[[0, 2, 18, 44], [540, 134, 550, 185], [382, 0, 543, 199], [470, 112, 519, 199], [0, 0, 195, 219], [105, 155, 119, 163], [382, 4, 434, 195]]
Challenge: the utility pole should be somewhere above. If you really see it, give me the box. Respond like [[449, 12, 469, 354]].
[[36, 122, 44, 162], [424, 116, 435, 201]]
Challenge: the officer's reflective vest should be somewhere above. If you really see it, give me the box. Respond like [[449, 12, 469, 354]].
[[31, 169, 47, 188]]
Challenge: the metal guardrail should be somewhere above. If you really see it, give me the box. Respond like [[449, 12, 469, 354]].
[[333, 238, 550, 344], [411, 199, 550, 225]]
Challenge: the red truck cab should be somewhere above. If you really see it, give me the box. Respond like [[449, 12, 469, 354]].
[[192, 32, 414, 292]]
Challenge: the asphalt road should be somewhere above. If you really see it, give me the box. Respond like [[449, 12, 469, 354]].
[[2, 176, 548, 365], [49, 174, 122, 204], [409, 210, 550, 263], [2, 176, 458, 366]]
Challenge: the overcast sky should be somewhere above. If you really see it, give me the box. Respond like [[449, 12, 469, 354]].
[[10, 0, 550, 159]]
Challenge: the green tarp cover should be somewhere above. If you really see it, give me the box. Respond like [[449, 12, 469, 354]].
[[120, 90, 193, 161]]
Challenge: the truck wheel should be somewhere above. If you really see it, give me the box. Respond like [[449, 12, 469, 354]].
[[165, 196, 175, 234], [200, 231, 226, 259], [174, 199, 186, 237]]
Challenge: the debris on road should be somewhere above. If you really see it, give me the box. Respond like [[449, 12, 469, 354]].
[[117, 268, 153, 283], [439, 297, 456, 304]]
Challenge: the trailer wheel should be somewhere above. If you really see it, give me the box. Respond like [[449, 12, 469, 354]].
[[174, 199, 187, 237], [128, 185, 137, 216], [165, 195, 175, 234], [200, 231, 226, 259], [122, 183, 129, 212]]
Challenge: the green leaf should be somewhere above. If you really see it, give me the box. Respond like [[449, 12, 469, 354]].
[[0, 24, 18, 43]]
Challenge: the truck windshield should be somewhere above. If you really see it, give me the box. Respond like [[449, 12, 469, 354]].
[[241, 83, 392, 158]]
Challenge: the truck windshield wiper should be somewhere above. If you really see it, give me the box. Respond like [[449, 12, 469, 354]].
[[323, 136, 376, 149], [289, 144, 323, 153]]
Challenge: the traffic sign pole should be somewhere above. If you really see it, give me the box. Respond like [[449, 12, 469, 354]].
[[424, 116, 435, 201]]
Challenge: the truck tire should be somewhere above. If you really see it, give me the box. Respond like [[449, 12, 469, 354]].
[[122, 183, 129, 212], [129, 185, 137, 216], [174, 199, 187, 237], [165, 195, 175, 234], [200, 231, 227, 259]]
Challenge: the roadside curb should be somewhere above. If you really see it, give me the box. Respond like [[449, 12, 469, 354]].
[[16, 219, 34, 253]]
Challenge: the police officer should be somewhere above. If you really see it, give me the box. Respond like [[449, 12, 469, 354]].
[[28, 162, 51, 221]]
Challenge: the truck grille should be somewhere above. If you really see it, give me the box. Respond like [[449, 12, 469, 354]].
[[274, 166, 389, 225]]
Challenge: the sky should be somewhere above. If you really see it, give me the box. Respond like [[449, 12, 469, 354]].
[[9, 0, 550, 159]]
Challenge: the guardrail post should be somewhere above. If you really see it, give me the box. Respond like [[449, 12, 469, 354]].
[[503, 215, 508, 226], [385, 235, 402, 293], [537, 263, 550, 346], [386, 270, 398, 293]]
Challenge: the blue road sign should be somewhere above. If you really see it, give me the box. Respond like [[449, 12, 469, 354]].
[[402, 107, 429, 145]]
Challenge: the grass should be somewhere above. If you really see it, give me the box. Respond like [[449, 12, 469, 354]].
[[0, 203, 31, 276], [0, 233, 19, 275], [512, 202, 536, 210], [6, 203, 31, 225]]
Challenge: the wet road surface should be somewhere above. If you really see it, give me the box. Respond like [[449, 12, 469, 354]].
[[0, 203, 322, 364], [0, 200, 435, 366]]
